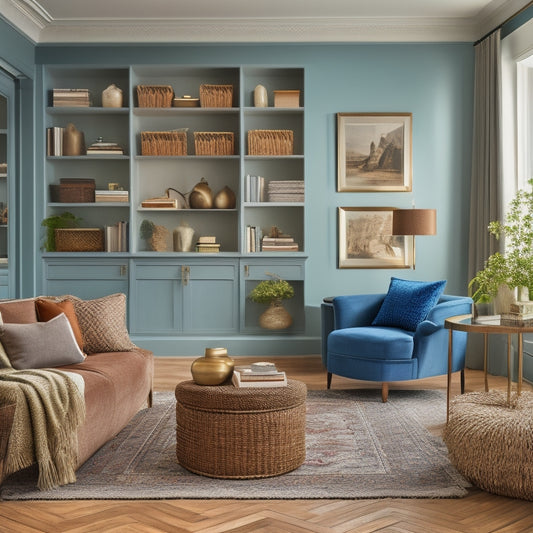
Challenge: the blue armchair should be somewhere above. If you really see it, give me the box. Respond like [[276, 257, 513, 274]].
[[321, 293, 472, 401]]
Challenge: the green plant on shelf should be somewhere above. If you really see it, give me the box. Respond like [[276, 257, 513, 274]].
[[248, 274, 294, 305], [41, 212, 81, 252]]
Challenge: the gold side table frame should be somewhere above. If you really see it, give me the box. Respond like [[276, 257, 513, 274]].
[[445, 314, 533, 422]]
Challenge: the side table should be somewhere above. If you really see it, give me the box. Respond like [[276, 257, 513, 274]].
[[175, 379, 307, 479], [445, 314, 533, 421]]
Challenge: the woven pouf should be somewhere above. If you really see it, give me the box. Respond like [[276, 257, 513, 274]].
[[175, 379, 307, 479], [443, 391, 533, 500]]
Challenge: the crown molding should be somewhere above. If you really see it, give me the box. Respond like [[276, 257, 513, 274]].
[[30, 17, 479, 44], [0, 0, 51, 42], [476, 0, 533, 39]]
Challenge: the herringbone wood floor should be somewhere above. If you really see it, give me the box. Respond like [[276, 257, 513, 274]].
[[1, 355, 533, 533]]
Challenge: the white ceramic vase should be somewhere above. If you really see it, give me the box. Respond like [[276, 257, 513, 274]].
[[102, 84, 123, 108], [173, 223, 195, 252], [254, 85, 268, 107]]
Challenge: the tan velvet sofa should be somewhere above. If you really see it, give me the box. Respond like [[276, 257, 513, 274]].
[[0, 295, 154, 485]]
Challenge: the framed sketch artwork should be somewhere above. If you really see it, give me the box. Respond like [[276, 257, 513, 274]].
[[337, 113, 412, 192], [338, 207, 413, 269]]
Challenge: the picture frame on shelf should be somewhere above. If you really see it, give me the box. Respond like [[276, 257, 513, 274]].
[[337, 113, 412, 192], [338, 207, 412, 269]]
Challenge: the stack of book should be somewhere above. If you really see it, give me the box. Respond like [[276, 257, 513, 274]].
[[245, 175, 265, 202], [46, 126, 65, 156], [245, 225, 263, 252], [267, 180, 304, 202], [52, 88, 90, 107], [232, 362, 287, 388], [141, 197, 178, 208], [86, 141, 124, 155], [105, 221, 128, 252], [261, 234, 299, 252], [196, 235, 220, 253], [95, 190, 129, 203], [500, 301, 533, 326]]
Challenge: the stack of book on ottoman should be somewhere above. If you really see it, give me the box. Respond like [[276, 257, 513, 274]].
[[232, 362, 287, 388]]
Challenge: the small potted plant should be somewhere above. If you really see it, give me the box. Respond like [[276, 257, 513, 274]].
[[469, 179, 533, 311], [248, 274, 295, 330]]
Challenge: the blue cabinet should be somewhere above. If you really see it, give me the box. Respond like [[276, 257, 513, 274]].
[[42, 258, 129, 300], [130, 258, 238, 335]]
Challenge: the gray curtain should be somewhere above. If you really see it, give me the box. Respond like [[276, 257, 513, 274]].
[[468, 29, 503, 283]]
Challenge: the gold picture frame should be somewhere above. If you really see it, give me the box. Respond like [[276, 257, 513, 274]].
[[338, 207, 413, 269], [337, 113, 412, 192]]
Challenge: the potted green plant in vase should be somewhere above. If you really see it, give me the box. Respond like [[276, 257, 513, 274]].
[[248, 275, 295, 330], [469, 179, 533, 314]]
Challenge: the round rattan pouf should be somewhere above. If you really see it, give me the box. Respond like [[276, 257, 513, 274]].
[[443, 390, 533, 501], [175, 379, 307, 479]]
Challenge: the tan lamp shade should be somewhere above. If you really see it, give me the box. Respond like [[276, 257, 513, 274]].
[[392, 209, 437, 236]]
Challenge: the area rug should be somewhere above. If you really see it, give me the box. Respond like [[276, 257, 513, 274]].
[[0, 389, 469, 500]]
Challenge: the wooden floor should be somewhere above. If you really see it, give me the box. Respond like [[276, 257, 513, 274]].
[[1, 355, 533, 533]]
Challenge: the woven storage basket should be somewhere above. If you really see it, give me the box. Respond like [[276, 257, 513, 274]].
[[199, 84, 233, 108], [194, 132, 234, 156], [50, 179, 95, 203], [136, 85, 174, 108], [175, 379, 307, 479], [54, 228, 104, 252], [248, 129, 294, 155], [141, 131, 187, 156]]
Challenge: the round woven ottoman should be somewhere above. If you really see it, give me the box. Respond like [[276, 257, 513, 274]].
[[443, 391, 533, 500], [175, 379, 307, 479]]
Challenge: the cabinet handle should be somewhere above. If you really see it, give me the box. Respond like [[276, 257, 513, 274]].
[[244, 265, 249, 277], [120, 265, 127, 276], [182, 265, 190, 286]]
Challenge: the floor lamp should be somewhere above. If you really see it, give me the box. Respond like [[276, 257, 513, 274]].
[[392, 209, 436, 269]]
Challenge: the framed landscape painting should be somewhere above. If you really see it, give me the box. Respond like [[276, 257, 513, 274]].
[[338, 207, 412, 269], [337, 113, 412, 192]]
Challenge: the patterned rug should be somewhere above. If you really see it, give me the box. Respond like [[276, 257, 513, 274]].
[[0, 389, 469, 500]]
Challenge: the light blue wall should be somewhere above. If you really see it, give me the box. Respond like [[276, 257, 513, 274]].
[[0, 17, 35, 77], [35, 43, 474, 311]]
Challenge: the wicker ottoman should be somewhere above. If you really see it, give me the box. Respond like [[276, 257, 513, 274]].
[[175, 379, 307, 479], [443, 391, 533, 500]]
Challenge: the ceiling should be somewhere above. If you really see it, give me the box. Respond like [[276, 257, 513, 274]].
[[0, 0, 531, 44]]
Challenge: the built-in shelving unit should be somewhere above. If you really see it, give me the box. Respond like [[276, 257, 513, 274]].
[[41, 64, 308, 354]]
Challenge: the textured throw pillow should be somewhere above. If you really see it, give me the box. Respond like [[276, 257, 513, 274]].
[[35, 298, 84, 351], [66, 293, 135, 354], [372, 277, 447, 331], [0, 339, 12, 368], [0, 313, 86, 369]]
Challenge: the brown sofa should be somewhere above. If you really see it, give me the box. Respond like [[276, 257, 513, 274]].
[[0, 295, 153, 485]]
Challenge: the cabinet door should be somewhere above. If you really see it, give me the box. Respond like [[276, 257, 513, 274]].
[[183, 262, 238, 334], [131, 263, 183, 335], [43, 259, 129, 299]]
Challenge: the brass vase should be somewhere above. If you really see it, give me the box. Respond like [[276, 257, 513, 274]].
[[259, 300, 293, 330], [214, 186, 236, 209], [63, 123, 85, 156], [191, 347, 234, 385]]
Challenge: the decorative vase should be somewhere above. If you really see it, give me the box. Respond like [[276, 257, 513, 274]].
[[102, 84, 123, 108], [214, 186, 236, 209], [189, 178, 213, 209], [191, 347, 234, 385], [259, 300, 293, 330], [493, 284, 515, 315], [517, 286, 530, 302], [149, 224, 169, 252], [62, 123, 85, 156], [254, 84, 268, 107], [173, 222, 195, 252]]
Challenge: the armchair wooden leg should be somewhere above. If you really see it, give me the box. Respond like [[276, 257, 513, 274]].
[[381, 383, 389, 403], [147, 388, 153, 408], [460, 369, 465, 395], [327, 372, 332, 389]]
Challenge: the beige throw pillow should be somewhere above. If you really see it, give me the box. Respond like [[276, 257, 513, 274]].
[[0, 313, 85, 369], [66, 293, 136, 354]]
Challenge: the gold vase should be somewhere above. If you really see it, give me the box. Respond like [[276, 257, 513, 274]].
[[191, 347, 234, 385], [63, 123, 85, 156], [259, 300, 293, 330]]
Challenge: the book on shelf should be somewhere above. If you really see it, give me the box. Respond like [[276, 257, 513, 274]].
[[105, 221, 128, 252], [141, 197, 178, 208], [196, 243, 220, 253], [46, 127, 65, 156], [261, 234, 299, 251], [232, 368, 287, 388], [245, 174, 265, 202], [95, 190, 129, 203], [246, 225, 263, 253], [267, 180, 304, 202], [86, 141, 124, 155], [52, 88, 91, 107], [197, 235, 217, 244]]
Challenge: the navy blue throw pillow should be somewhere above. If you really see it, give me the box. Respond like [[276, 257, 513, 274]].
[[372, 277, 446, 331]]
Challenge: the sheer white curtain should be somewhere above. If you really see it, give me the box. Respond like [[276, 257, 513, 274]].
[[468, 29, 503, 283]]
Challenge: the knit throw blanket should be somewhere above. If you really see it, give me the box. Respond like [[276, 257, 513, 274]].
[[0, 368, 85, 490]]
